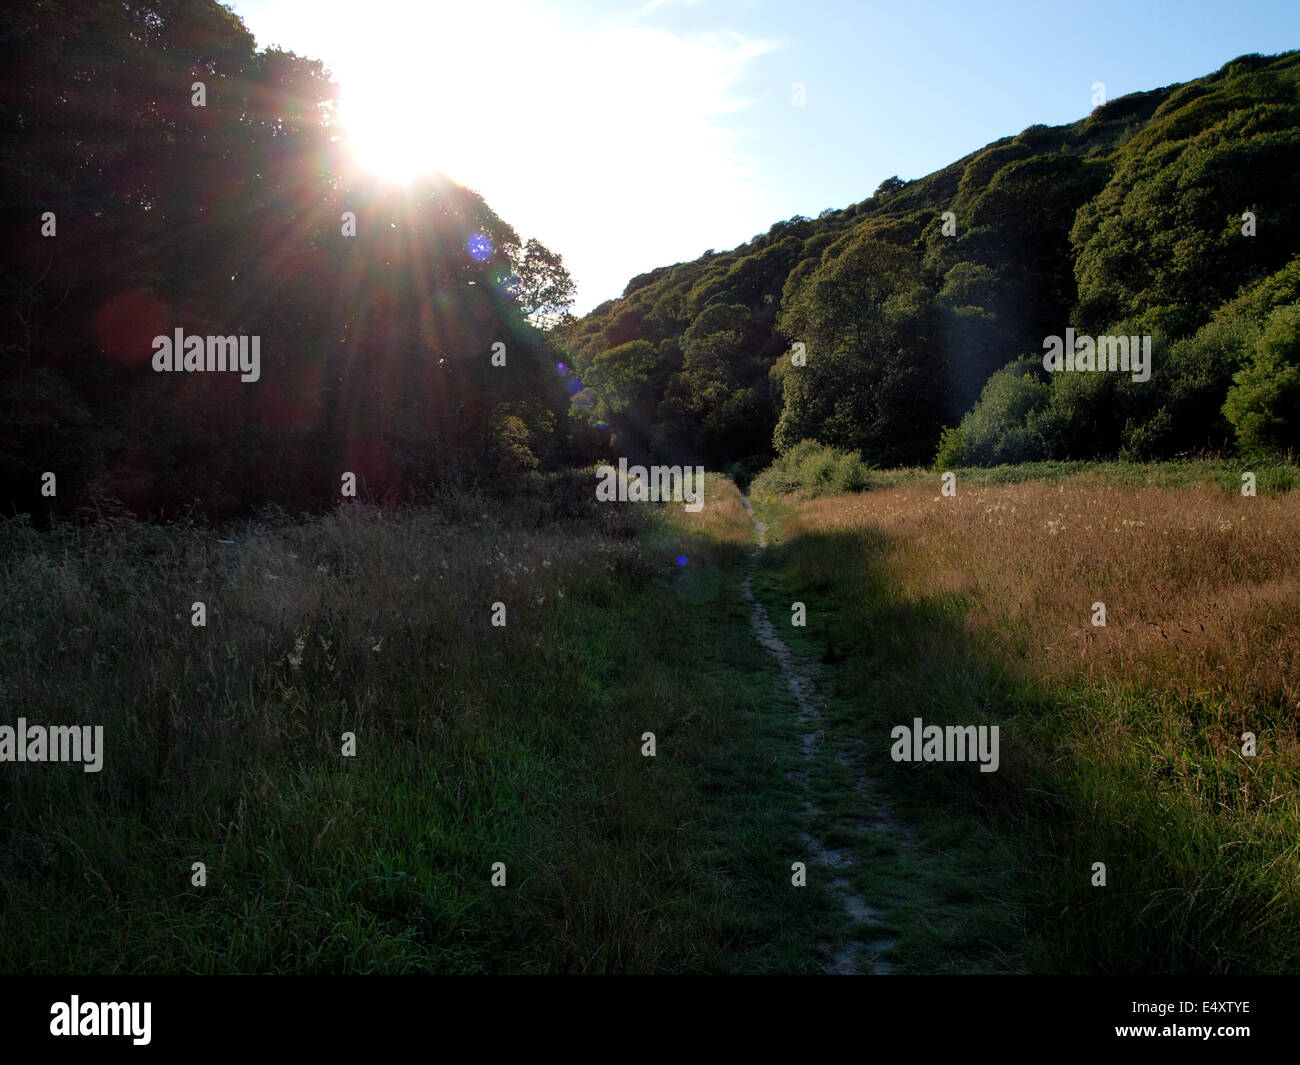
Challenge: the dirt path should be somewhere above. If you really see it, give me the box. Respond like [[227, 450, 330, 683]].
[[739, 496, 902, 975]]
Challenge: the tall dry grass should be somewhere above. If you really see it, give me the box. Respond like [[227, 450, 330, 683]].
[[799, 482, 1300, 716], [763, 475, 1300, 971]]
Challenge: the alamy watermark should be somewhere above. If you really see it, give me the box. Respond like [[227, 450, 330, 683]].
[[890, 717, 999, 772], [0, 719, 104, 772], [152, 328, 261, 382], [596, 459, 704, 512], [1043, 328, 1151, 383], [50, 997, 150, 1045]]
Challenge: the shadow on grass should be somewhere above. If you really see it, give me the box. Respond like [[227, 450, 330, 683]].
[[752, 520, 1295, 974], [0, 500, 835, 974]]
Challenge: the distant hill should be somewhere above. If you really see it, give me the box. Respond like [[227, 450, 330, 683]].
[[561, 50, 1300, 475]]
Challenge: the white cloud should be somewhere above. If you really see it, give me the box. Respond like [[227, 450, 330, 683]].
[[633, 0, 709, 17]]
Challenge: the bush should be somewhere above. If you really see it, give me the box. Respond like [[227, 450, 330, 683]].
[[933, 426, 967, 470], [951, 358, 1052, 465], [1119, 407, 1176, 461], [749, 439, 871, 498], [1224, 305, 1300, 455]]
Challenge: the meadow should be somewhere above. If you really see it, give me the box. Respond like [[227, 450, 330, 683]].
[[3, 459, 1297, 972], [0, 475, 827, 973], [750, 457, 1300, 972]]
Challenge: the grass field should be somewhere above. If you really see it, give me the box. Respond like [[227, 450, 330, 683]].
[[4, 460, 1296, 973], [750, 461, 1300, 972], [0, 475, 834, 973]]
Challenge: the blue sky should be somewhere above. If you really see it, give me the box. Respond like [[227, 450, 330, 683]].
[[229, 0, 1300, 312]]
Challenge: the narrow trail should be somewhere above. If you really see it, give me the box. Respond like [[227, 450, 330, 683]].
[[738, 496, 903, 975]]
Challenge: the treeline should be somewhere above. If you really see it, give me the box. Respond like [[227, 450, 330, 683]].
[[1, 0, 580, 523], [561, 51, 1300, 477]]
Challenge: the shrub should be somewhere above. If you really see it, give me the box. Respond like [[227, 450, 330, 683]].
[[951, 358, 1051, 465], [1224, 305, 1300, 455], [749, 439, 870, 498], [933, 426, 967, 469]]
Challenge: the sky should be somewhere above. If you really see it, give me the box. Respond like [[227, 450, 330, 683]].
[[228, 0, 1300, 314]]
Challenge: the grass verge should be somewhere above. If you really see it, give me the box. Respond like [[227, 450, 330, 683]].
[[0, 476, 829, 973]]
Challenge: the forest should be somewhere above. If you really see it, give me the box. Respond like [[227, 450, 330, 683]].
[[1, 0, 579, 522], [562, 50, 1300, 483], [4, 2, 1297, 524]]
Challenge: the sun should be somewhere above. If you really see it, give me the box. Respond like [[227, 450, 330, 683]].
[[334, 3, 497, 185], [341, 78, 445, 184]]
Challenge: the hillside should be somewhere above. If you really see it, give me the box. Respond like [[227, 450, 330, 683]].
[[560, 51, 1300, 479]]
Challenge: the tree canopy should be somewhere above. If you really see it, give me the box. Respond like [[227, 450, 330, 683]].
[[561, 49, 1300, 474], [1, 0, 577, 520]]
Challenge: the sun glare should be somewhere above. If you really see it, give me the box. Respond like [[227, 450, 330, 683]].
[[336, 4, 489, 184], [342, 82, 441, 183], [317, 0, 771, 304]]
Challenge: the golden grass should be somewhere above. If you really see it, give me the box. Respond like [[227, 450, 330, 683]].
[[757, 474, 1300, 970], [671, 474, 754, 549], [796, 483, 1299, 704], [787, 480, 1300, 825]]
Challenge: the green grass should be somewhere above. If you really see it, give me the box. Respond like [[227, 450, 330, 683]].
[[749, 508, 1026, 973], [0, 481, 832, 973], [750, 455, 1300, 505], [10, 460, 1287, 973]]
